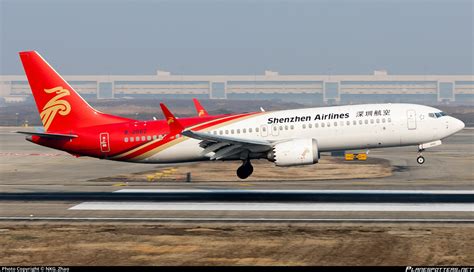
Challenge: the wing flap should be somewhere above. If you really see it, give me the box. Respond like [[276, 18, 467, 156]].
[[182, 129, 272, 160], [182, 130, 271, 147]]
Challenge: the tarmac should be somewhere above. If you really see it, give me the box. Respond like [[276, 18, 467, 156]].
[[0, 127, 473, 222]]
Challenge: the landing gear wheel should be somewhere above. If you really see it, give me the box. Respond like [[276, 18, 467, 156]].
[[417, 156, 425, 164], [236, 160, 253, 179]]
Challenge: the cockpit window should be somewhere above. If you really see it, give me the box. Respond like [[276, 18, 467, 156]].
[[430, 112, 447, 118]]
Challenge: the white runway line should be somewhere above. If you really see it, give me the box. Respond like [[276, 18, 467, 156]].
[[114, 189, 474, 194], [69, 202, 474, 212]]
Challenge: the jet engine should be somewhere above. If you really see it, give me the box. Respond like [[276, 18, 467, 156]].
[[267, 138, 319, 166]]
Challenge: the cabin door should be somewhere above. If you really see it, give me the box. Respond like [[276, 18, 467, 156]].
[[99, 132, 110, 153], [407, 110, 417, 130]]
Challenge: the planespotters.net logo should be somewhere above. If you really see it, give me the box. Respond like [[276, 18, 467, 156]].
[[406, 267, 474, 272]]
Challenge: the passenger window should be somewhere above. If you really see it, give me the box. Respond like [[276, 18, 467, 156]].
[[290, 125, 294, 130], [249, 128, 253, 133], [382, 118, 386, 123], [388, 118, 391, 122], [124, 138, 129, 143], [141, 136, 146, 141], [346, 121, 350, 126], [274, 126, 278, 131], [262, 127, 266, 132], [302, 124, 306, 129], [309, 123, 312, 128], [353, 120, 357, 125], [370, 119, 374, 124], [147, 136, 151, 141], [321, 123, 325, 128], [219, 130, 223, 135], [153, 135, 157, 140], [136, 136, 140, 141], [327, 122, 331, 127], [429, 113, 435, 118], [243, 128, 246, 133], [364, 120, 368, 125], [315, 123, 318, 128], [255, 127, 259, 133], [334, 122, 337, 127], [376, 119, 380, 123], [237, 129, 240, 134], [225, 130, 229, 134], [130, 137, 134, 142], [359, 120, 363, 125]]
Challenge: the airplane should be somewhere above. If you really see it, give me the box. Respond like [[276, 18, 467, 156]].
[[17, 51, 465, 179]]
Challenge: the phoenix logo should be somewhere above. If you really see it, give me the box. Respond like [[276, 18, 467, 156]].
[[167, 116, 175, 125], [198, 110, 205, 117], [40, 87, 71, 130]]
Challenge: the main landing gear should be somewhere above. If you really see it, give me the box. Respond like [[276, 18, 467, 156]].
[[237, 159, 253, 179], [417, 149, 425, 164]]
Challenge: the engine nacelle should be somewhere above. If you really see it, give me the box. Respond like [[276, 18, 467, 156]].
[[267, 138, 319, 166]]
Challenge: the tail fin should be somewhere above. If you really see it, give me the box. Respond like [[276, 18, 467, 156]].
[[19, 51, 130, 132], [192, 98, 208, 117]]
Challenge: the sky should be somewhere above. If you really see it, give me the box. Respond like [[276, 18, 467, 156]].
[[0, 0, 473, 75]]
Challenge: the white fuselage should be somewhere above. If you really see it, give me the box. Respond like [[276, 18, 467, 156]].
[[141, 103, 465, 163]]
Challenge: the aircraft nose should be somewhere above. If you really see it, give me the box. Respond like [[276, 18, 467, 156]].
[[452, 117, 465, 132]]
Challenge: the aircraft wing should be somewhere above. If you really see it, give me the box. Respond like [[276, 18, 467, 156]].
[[182, 129, 272, 160]]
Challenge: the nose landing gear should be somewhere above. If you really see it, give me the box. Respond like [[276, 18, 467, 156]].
[[237, 159, 253, 179], [417, 155, 425, 164], [417, 149, 425, 164]]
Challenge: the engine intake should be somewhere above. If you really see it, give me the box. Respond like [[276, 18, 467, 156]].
[[267, 138, 319, 166]]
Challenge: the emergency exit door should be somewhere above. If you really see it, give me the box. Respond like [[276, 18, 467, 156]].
[[99, 132, 110, 152], [407, 110, 417, 130]]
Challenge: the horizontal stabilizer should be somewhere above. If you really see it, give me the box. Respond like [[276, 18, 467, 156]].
[[16, 131, 78, 139]]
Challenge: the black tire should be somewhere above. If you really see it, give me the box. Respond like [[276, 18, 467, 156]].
[[236, 160, 253, 179], [417, 156, 425, 164]]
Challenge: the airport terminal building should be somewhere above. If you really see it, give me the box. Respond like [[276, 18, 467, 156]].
[[1, 70, 473, 105]]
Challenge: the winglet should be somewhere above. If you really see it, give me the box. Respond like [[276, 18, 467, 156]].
[[193, 98, 208, 117], [160, 103, 184, 133]]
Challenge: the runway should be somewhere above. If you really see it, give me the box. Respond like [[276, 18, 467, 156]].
[[0, 189, 472, 222], [0, 189, 473, 202], [70, 201, 473, 212], [1, 128, 473, 223]]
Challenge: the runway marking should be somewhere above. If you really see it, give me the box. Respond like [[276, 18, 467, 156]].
[[115, 189, 474, 194], [69, 202, 474, 212], [0, 216, 473, 223]]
